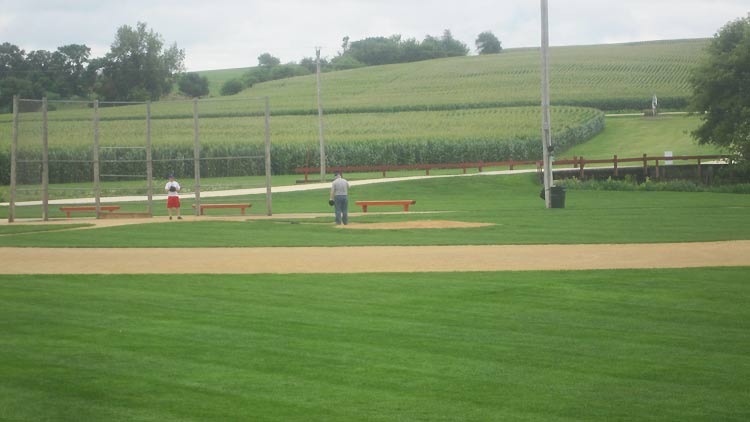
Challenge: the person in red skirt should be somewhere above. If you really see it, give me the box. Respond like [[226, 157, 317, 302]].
[[164, 174, 182, 220]]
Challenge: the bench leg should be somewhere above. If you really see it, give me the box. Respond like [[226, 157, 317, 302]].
[[66, 212, 71, 218], [403, 205, 409, 212], [240, 208, 246, 215]]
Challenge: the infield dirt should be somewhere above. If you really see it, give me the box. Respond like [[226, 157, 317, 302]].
[[3, 214, 749, 274]]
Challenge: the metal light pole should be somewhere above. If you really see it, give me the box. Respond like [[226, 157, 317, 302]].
[[540, 0, 554, 208]]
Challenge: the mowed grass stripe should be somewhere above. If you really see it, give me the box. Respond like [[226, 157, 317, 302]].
[[1, 269, 748, 421]]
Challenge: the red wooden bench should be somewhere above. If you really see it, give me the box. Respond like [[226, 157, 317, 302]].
[[355, 200, 416, 213], [59, 206, 120, 218], [192, 203, 252, 215]]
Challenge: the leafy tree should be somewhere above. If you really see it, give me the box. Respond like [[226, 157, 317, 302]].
[[0, 76, 33, 111], [177, 72, 209, 97], [0, 43, 28, 79], [439, 30, 470, 57], [257, 53, 280, 67], [343, 31, 468, 66], [341, 36, 350, 54], [25, 50, 57, 97], [270, 63, 308, 79], [220, 78, 244, 96], [57, 44, 93, 97], [476, 31, 502, 54], [93, 22, 185, 101], [0, 42, 93, 110], [347, 36, 403, 65], [329, 54, 364, 71], [299, 57, 317, 74], [690, 15, 750, 160]]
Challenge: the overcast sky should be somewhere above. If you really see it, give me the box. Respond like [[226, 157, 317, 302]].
[[1, 0, 747, 71]]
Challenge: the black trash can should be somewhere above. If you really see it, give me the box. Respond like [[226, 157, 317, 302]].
[[539, 186, 566, 208], [550, 186, 566, 208]]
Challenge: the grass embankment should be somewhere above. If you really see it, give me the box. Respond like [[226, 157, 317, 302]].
[[2, 173, 749, 247], [564, 114, 722, 159], [1, 268, 748, 421]]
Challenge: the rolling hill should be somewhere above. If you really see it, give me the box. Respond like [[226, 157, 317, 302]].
[[200, 38, 708, 113]]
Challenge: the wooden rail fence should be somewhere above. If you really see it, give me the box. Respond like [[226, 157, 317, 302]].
[[295, 155, 731, 181]]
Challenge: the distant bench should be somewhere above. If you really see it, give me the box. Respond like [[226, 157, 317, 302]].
[[192, 203, 252, 215], [59, 205, 120, 218], [355, 200, 416, 213]]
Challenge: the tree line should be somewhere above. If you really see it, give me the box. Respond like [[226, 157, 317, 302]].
[[0, 22, 188, 112], [221, 30, 502, 95]]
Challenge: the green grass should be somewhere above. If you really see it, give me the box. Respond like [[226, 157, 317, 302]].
[[0, 224, 91, 235], [564, 114, 723, 159], [196, 67, 252, 98], [1, 268, 748, 421], [3, 174, 749, 247]]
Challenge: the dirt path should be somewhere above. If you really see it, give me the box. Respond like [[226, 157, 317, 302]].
[[2, 240, 749, 274]]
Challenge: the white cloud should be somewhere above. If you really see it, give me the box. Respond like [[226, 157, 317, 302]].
[[0, 0, 746, 71]]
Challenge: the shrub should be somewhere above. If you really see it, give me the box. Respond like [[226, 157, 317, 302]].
[[558, 176, 750, 194], [220, 78, 245, 96]]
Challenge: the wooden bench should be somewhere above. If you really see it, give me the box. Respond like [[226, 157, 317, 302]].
[[59, 205, 120, 218], [192, 203, 252, 215], [355, 200, 416, 213]]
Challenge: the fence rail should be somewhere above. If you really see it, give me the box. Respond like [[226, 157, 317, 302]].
[[295, 154, 732, 181], [559, 154, 731, 179]]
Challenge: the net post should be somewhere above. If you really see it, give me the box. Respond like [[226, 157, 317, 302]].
[[93, 100, 101, 218], [42, 97, 49, 221], [193, 98, 201, 215], [264, 96, 273, 216], [146, 101, 153, 216], [8, 96, 18, 223]]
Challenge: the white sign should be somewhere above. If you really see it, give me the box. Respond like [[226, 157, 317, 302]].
[[665, 151, 673, 165]]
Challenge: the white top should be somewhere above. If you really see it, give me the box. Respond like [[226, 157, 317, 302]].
[[165, 181, 181, 197], [331, 177, 349, 196]]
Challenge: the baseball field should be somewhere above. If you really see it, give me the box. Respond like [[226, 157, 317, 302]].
[[2, 172, 750, 421], [1, 34, 748, 421]]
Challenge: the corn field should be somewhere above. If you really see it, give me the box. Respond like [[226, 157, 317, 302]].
[[2, 105, 603, 184]]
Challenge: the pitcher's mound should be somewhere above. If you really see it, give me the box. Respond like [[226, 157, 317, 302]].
[[343, 220, 494, 230]]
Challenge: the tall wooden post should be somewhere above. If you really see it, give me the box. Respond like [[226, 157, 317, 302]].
[[8, 96, 19, 222], [93, 100, 101, 218], [613, 154, 619, 177], [193, 98, 201, 215], [264, 96, 273, 216], [146, 101, 153, 216], [41, 97, 49, 221]]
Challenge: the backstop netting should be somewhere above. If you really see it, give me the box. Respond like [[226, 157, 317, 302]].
[[5, 96, 272, 221]]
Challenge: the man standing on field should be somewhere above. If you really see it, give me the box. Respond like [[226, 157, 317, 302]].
[[165, 174, 182, 220], [329, 171, 350, 225]]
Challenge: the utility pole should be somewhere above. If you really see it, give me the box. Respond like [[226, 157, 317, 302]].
[[316, 47, 326, 182], [540, 0, 554, 208]]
